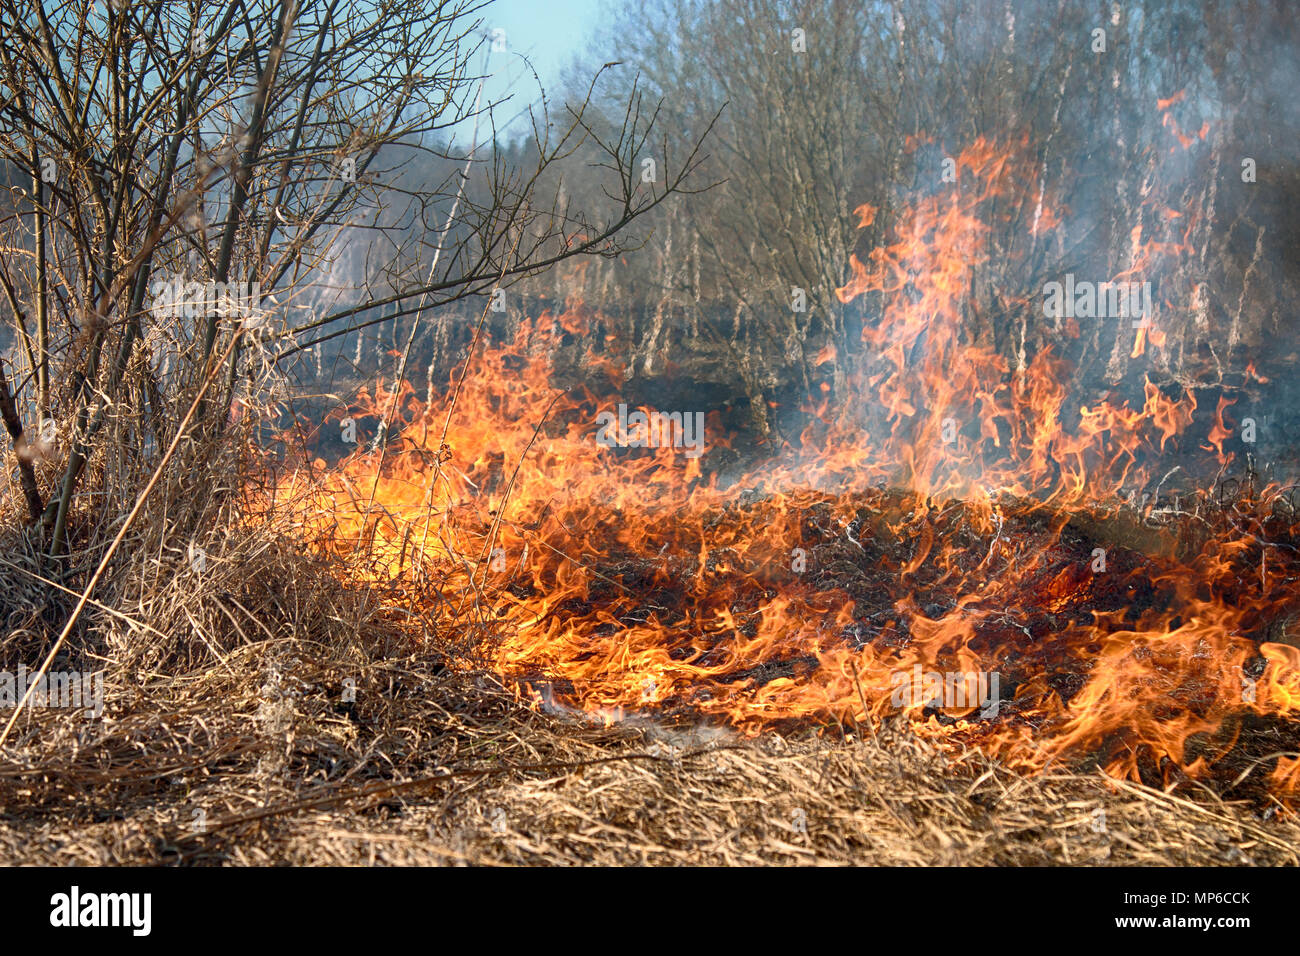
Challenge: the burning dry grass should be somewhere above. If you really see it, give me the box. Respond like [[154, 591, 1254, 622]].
[[0, 517, 1295, 866]]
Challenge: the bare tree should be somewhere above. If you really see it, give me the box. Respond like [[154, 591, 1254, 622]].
[[0, 0, 712, 563], [540, 0, 1300, 448]]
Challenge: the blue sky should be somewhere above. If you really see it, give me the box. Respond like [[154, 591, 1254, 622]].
[[473, 0, 612, 135]]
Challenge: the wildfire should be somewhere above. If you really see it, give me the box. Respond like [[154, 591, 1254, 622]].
[[259, 136, 1300, 803]]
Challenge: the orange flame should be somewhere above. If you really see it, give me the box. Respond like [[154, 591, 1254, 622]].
[[256, 137, 1300, 802]]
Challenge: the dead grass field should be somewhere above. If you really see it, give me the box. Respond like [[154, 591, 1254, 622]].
[[0, 523, 1294, 866]]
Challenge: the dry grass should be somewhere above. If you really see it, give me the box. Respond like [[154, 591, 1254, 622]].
[[0, 514, 1295, 866]]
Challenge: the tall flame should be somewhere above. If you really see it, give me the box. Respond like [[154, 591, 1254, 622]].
[[258, 136, 1300, 801]]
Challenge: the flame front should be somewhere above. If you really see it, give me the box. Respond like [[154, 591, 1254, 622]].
[[259, 136, 1300, 801]]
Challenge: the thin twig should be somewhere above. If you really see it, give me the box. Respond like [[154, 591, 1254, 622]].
[[168, 745, 736, 844], [0, 331, 243, 747]]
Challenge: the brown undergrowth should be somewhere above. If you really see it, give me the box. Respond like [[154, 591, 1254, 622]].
[[0, 499, 1295, 865]]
